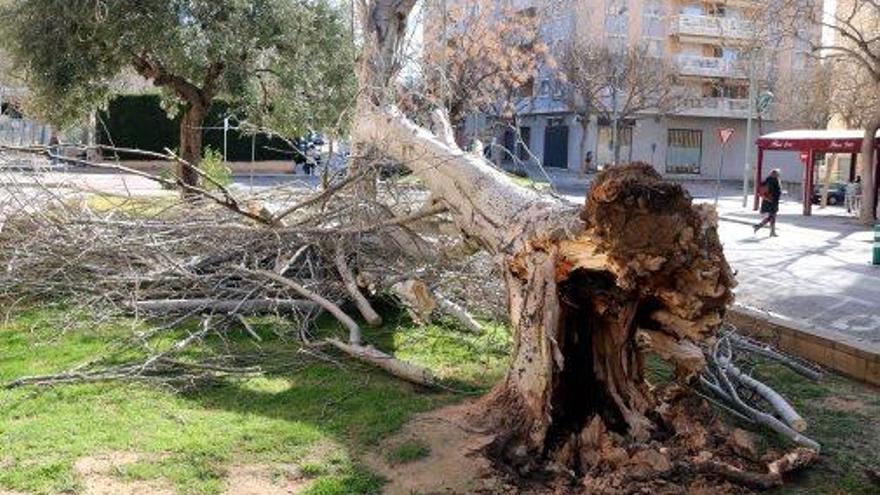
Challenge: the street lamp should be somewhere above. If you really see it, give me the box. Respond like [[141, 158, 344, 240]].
[[741, 53, 774, 207]]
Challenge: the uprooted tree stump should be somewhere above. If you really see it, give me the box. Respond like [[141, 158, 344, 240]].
[[479, 164, 735, 476]]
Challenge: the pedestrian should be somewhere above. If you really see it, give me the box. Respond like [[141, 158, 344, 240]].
[[303, 144, 316, 176], [754, 169, 781, 237], [580, 151, 593, 177], [48, 131, 60, 165], [852, 175, 863, 215]]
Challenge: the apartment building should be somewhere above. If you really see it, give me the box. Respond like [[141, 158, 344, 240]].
[[433, 0, 821, 180]]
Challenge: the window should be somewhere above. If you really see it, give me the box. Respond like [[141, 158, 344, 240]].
[[605, 0, 629, 35], [517, 77, 535, 98], [666, 129, 702, 174], [681, 4, 703, 15], [710, 83, 748, 99], [642, 0, 665, 38], [708, 4, 726, 17], [538, 79, 552, 97], [552, 79, 565, 100], [713, 47, 739, 61]]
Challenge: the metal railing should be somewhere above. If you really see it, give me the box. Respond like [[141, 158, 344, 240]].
[[679, 97, 752, 118], [671, 14, 756, 40], [677, 54, 747, 78]]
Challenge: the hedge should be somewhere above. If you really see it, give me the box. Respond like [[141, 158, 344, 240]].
[[97, 94, 301, 162]]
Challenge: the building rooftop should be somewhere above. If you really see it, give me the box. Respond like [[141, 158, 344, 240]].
[[759, 129, 880, 141]]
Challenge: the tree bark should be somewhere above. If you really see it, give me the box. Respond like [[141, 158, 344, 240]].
[[130, 55, 221, 189], [578, 114, 590, 176], [354, 0, 735, 475], [179, 103, 207, 188], [860, 120, 879, 224]]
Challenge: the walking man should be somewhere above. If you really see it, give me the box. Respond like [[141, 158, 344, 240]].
[[754, 169, 782, 237]]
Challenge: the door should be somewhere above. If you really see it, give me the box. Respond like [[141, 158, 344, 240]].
[[543, 125, 569, 169]]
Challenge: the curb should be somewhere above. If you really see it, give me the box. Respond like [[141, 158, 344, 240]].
[[728, 304, 880, 386]]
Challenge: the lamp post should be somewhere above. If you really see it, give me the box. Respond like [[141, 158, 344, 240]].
[[741, 46, 774, 208], [742, 52, 757, 208]]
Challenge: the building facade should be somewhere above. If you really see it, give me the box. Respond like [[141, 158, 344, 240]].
[[434, 0, 821, 180]]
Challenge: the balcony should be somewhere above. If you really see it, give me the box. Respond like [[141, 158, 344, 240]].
[[671, 15, 756, 42], [677, 55, 747, 78], [679, 97, 751, 118]]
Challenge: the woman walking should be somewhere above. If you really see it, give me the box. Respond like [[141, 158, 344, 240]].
[[754, 169, 782, 237]]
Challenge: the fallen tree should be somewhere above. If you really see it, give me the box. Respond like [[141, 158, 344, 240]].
[[349, 0, 818, 488]]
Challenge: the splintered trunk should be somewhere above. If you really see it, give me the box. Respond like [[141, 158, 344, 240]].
[[355, 0, 734, 475], [860, 120, 879, 224], [179, 103, 207, 188], [356, 106, 735, 472]]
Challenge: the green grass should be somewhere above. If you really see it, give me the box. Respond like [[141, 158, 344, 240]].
[[385, 440, 431, 466], [508, 174, 550, 191], [648, 355, 880, 495], [85, 193, 179, 217], [754, 362, 880, 495], [0, 308, 508, 495], [3, 307, 878, 495]]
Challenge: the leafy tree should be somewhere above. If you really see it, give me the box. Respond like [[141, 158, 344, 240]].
[[0, 0, 355, 186]]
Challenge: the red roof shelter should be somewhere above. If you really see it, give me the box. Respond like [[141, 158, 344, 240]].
[[755, 130, 880, 216]]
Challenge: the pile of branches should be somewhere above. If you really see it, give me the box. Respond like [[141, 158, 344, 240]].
[[0, 145, 504, 389]]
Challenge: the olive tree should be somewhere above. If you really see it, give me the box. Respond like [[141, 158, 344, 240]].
[[0, 0, 354, 186]]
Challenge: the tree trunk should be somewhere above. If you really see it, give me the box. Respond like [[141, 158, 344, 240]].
[[578, 114, 590, 176], [179, 103, 207, 188], [354, 0, 735, 476], [860, 121, 879, 225]]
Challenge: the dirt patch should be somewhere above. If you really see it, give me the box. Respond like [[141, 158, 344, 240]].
[[222, 464, 307, 495], [69, 452, 308, 495], [73, 452, 175, 495], [366, 403, 514, 495], [822, 396, 869, 413]]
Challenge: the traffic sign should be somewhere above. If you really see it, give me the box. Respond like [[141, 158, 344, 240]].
[[718, 128, 735, 147]]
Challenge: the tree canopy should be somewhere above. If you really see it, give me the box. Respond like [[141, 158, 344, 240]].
[[0, 0, 355, 140]]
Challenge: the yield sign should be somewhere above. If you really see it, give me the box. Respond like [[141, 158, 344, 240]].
[[717, 128, 735, 147]]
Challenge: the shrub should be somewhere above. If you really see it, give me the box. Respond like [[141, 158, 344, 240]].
[[199, 147, 232, 190]]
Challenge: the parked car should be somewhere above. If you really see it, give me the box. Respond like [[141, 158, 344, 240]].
[[811, 182, 847, 205]]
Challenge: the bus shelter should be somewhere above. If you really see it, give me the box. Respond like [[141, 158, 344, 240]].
[[755, 130, 880, 216]]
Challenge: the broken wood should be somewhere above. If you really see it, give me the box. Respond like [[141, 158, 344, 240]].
[[250, 269, 362, 346], [134, 298, 317, 314], [334, 243, 383, 327], [435, 294, 483, 334], [327, 338, 435, 387]]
